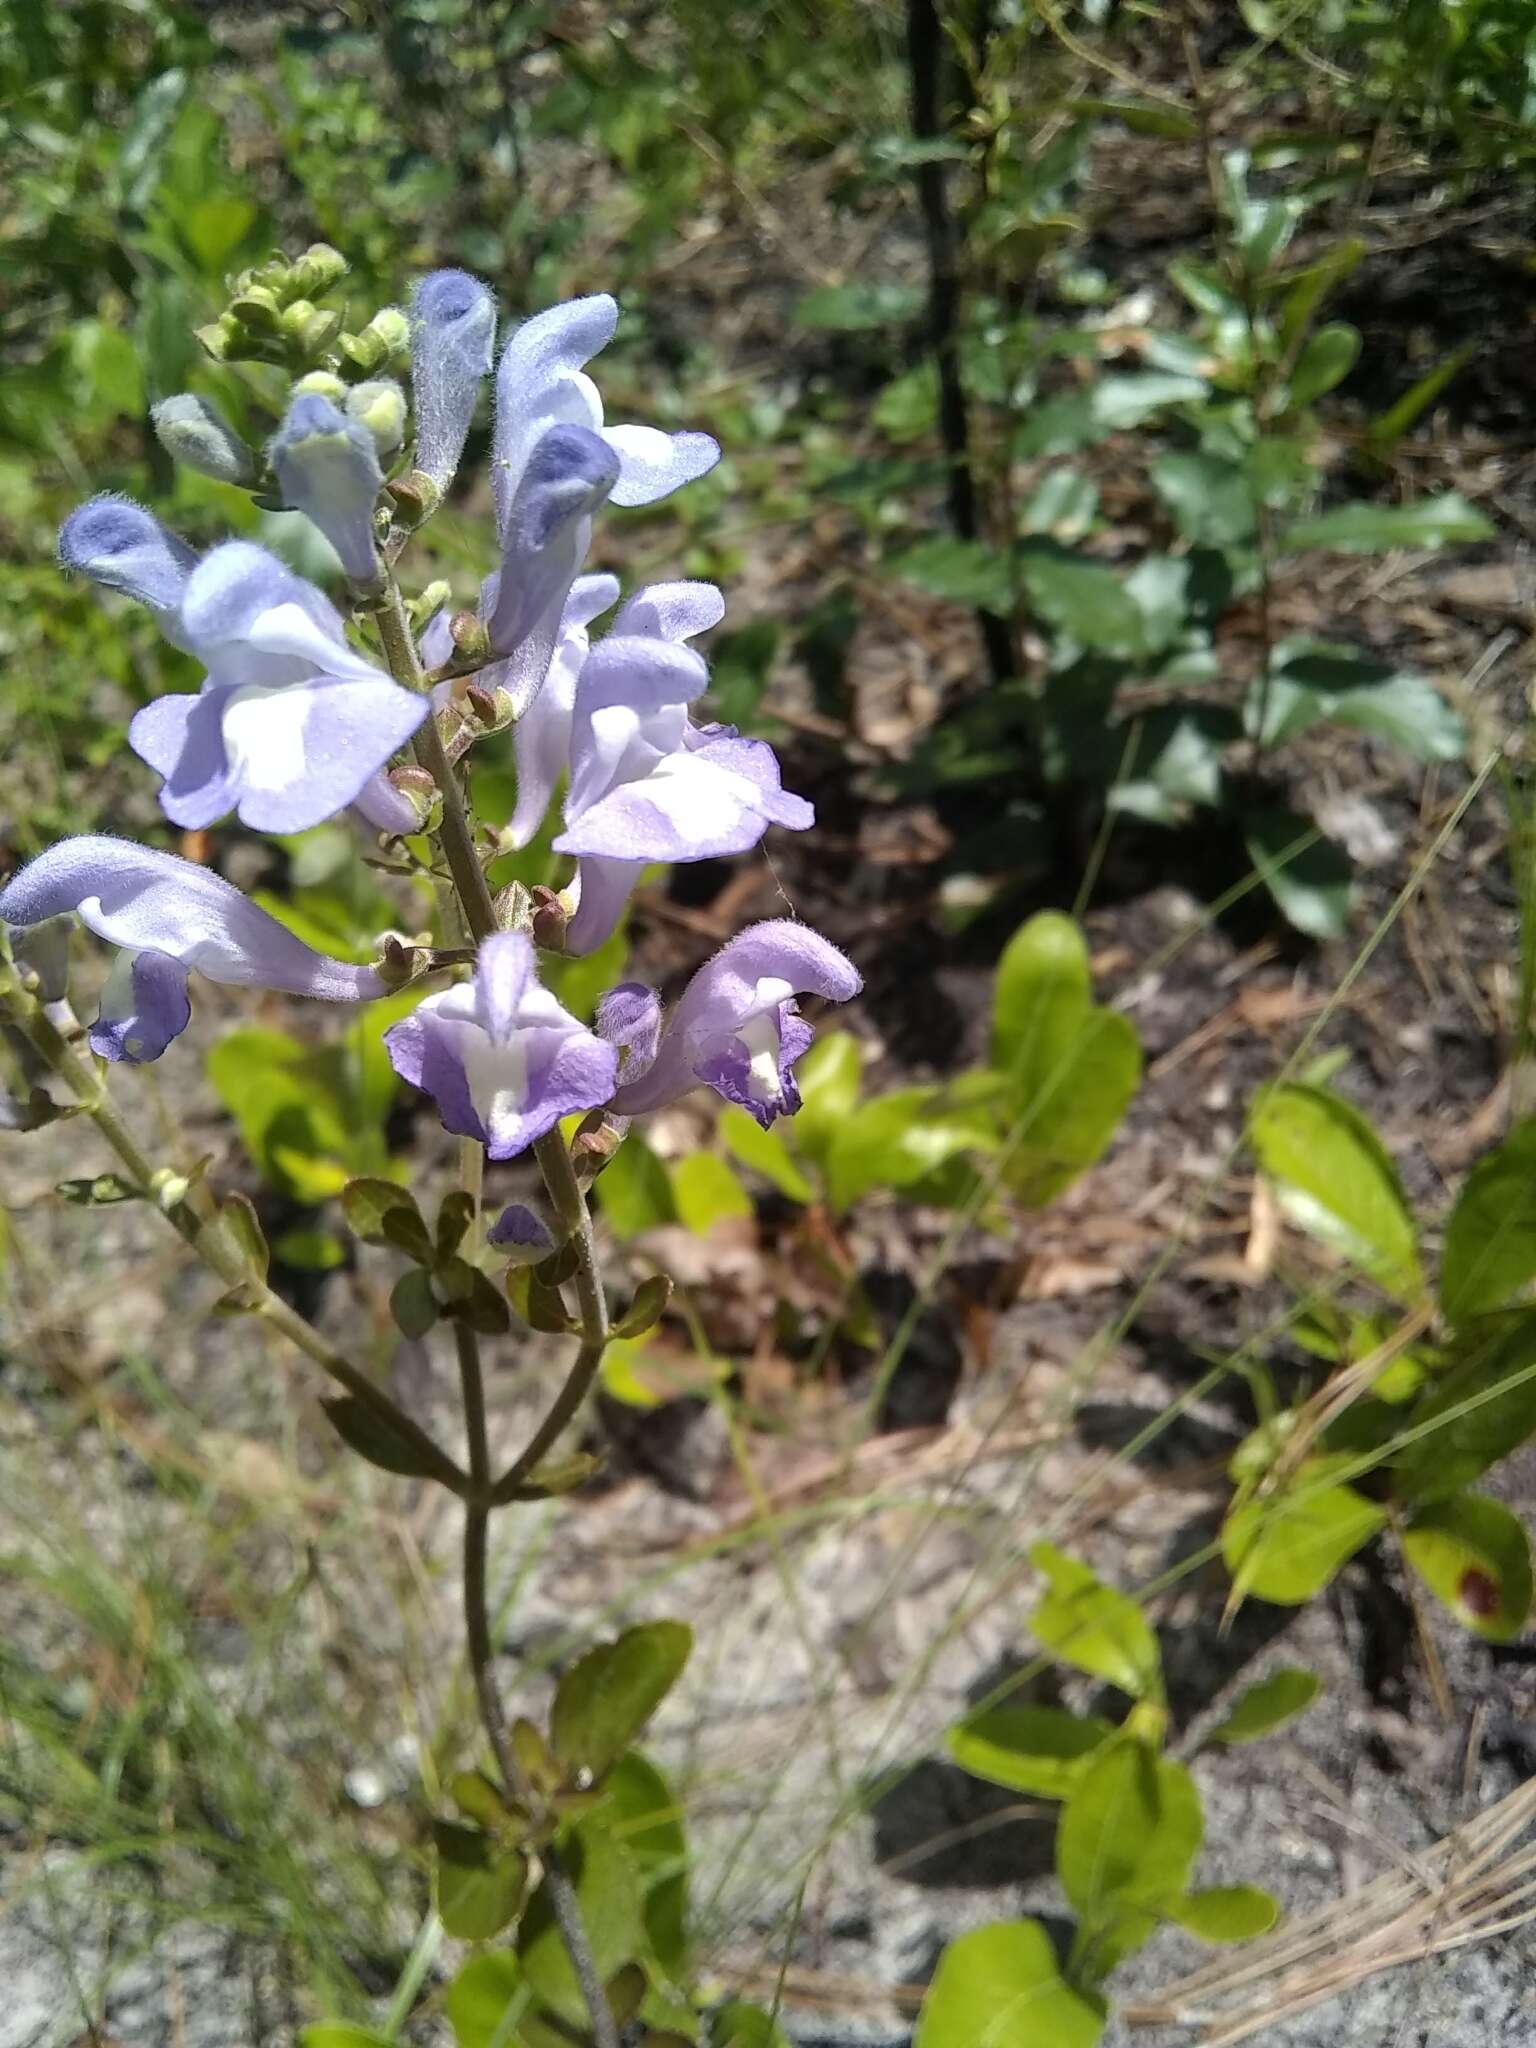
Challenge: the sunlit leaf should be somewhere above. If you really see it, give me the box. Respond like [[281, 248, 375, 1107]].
[[914, 1920, 1106, 2048], [947, 1704, 1114, 1798], [1279, 492, 1493, 554], [552, 1623, 693, 1780], [1441, 1123, 1536, 1323], [1029, 1543, 1162, 1700], [1249, 1081, 1421, 1297], [1223, 1458, 1387, 1604], [1170, 1885, 1280, 1942], [1403, 1492, 1533, 1642], [1207, 1668, 1321, 1744]]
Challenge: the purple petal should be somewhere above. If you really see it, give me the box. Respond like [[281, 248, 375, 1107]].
[[554, 747, 779, 864], [492, 295, 617, 532], [271, 394, 384, 582], [573, 635, 709, 720], [594, 981, 661, 1081], [487, 1203, 556, 1257], [611, 920, 860, 1118], [484, 424, 619, 718], [218, 669, 427, 834], [602, 425, 721, 508], [129, 691, 238, 831], [178, 542, 343, 673], [475, 931, 536, 1046], [384, 1005, 489, 1147], [611, 581, 725, 643], [58, 496, 197, 626], [507, 574, 619, 850], [351, 771, 422, 835], [89, 949, 192, 1064], [691, 733, 815, 831], [564, 855, 641, 957], [410, 268, 497, 492], [0, 837, 387, 1002]]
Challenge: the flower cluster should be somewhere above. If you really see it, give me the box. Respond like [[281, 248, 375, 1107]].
[[0, 266, 858, 1167]]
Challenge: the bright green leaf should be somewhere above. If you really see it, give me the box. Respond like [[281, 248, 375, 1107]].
[[1030, 1544, 1162, 1701], [719, 1105, 815, 1202], [824, 1085, 996, 1214], [1249, 1081, 1421, 1297], [518, 1822, 645, 2026], [604, 1752, 689, 1978], [1403, 1493, 1533, 1642], [1057, 1743, 1202, 1956], [914, 1920, 1106, 2048], [1170, 1885, 1280, 1942], [1286, 323, 1359, 407], [792, 1031, 863, 1169], [1441, 1123, 1536, 1323], [671, 1153, 752, 1236], [1223, 1458, 1387, 1604], [1279, 493, 1494, 555], [596, 1132, 677, 1239], [551, 1623, 693, 1780], [1207, 1667, 1321, 1744], [1016, 543, 1146, 658], [434, 1821, 529, 1942], [712, 2004, 793, 2048], [299, 2029, 393, 2048], [1151, 451, 1255, 547], [890, 537, 1014, 614], [947, 1704, 1115, 1799]]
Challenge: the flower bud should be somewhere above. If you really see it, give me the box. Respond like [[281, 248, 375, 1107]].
[[289, 242, 349, 298], [449, 610, 491, 666], [196, 314, 241, 363], [411, 579, 453, 629], [151, 394, 257, 486], [529, 885, 568, 952], [58, 494, 197, 617], [270, 393, 384, 583], [346, 378, 407, 456], [281, 300, 344, 359], [385, 469, 440, 528], [294, 369, 348, 403], [410, 268, 496, 492], [339, 307, 410, 377], [230, 286, 282, 332], [354, 766, 438, 836]]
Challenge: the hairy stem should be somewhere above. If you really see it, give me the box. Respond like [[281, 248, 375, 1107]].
[[2, 978, 467, 1495], [369, 573, 500, 944]]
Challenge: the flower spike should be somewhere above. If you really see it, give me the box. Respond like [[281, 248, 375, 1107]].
[[58, 495, 198, 633]]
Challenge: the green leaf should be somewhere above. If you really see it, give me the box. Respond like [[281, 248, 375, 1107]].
[[671, 1153, 752, 1236], [595, 1132, 677, 1238], [445, 1953, 525, 2048], [434, 1820, 530, 1942], [604, 1752, 689, 1979], [219, 1191, 270, 1284], [342, 1176, 424, 1248], [1110, 706, 1236, 825], [1029, 1544, 1162, 1701], [1286, 323, 1359, 408], [793, 282, 923, 332], [321, 1395, 453, 1484], [299, 2029, 393, 2048], [1016, 543, 1146, 658], [273, 1228, 345, 1272], [989, 914, 1141, 1206], [435, 1257, 512, 1335], [1403, 1493, 1533, 1642], [518, 1822, 646, 2026], [1170, 1886, 1280, 1942], [1441, 1123, 1536, 1323], [1207, 1668, 1321, 1744], [1363, 345, 1476, 460], [1393, 1316, 1536, 1502], [1248, 643, 1463, 761], [1057, 1744, 1202, 1966], [711, 2004, 793, 2048], [1244, 808, 1352, 940], [612, 1274, 673, 1340], [1151, 451, 1255, 548], [1089, 371, 1207, 429], [1021, 467, 1099, 540], [551, 1623, 693, 1780], [719, 1106, 815, 1201], [823, 1084, 995, 1214], [56, 1174, 142, 1206], [947, 1705, 1115, 1799], [792, 1031, 863, 1169], [914, 1920, 1106, 2048], [391, 1268, 437, 1339], [1222, 1458, 1387, 1604], [1249, 1082, 1421, 1298], [1279, 493, 1493, 555], [890, 538, 1014, 614]]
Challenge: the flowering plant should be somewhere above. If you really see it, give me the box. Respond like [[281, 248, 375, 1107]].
[[0, 245, 858, 2044]]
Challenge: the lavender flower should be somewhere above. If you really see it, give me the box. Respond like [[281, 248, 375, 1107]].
[[270, 393, 385, 583], [487, 1203, 556, 1262], [410, 269, 497, 493], [505, 573, 620, 849], [549, 583, 812, 954], [127, 540, 425, 834], [0, 837, 388, 1063], [58, 496, 198, 639], [384, 931, 617, 1160], [609, 922, 860, 1127]]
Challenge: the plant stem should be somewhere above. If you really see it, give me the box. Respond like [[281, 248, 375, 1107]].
[[1, 978, 467, 1495], [489, 1131, 612, 1506], [368, 574, 500, 944]]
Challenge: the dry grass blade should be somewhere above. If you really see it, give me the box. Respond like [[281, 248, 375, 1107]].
[[1123, 1778, 1536, 2044]]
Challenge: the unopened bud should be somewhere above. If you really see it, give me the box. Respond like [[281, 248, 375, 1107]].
[[195, 315, 240, 362], [230, 287, 282, 331], [149, 1167, 192, 1211], [294, 369, 348, 402], [281, 300, 343, 359], [411, 579, 452, 628], [376, 933, 421, 988], [354, 765, 438, 835], [151, 394, 257, 486], [464, 682, 499, 728], [289, 242, 349, 298], [571, 1116, 627, 1182], [449, 610, 491, 665], [529, 885, 568, 951], [346, 378, 407, 455], [270, 393, 384, 582], [385, 468, 440, 528]]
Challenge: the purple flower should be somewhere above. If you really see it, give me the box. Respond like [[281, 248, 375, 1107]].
[[609, 921, 860, 1127], [594, 981, 662, 1082], [506, 573, 619, 849], [487, 1202, 556, 1262], [127, 541, 426, 835], [0, 836, 388, 1063], [384, 931, 618, 1160], [549, 583, 812, 954], [491, 295, 719, 532], [410, 269, 497, 493], [58, 496, 198, 639], [270, 393, 385, 583]]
